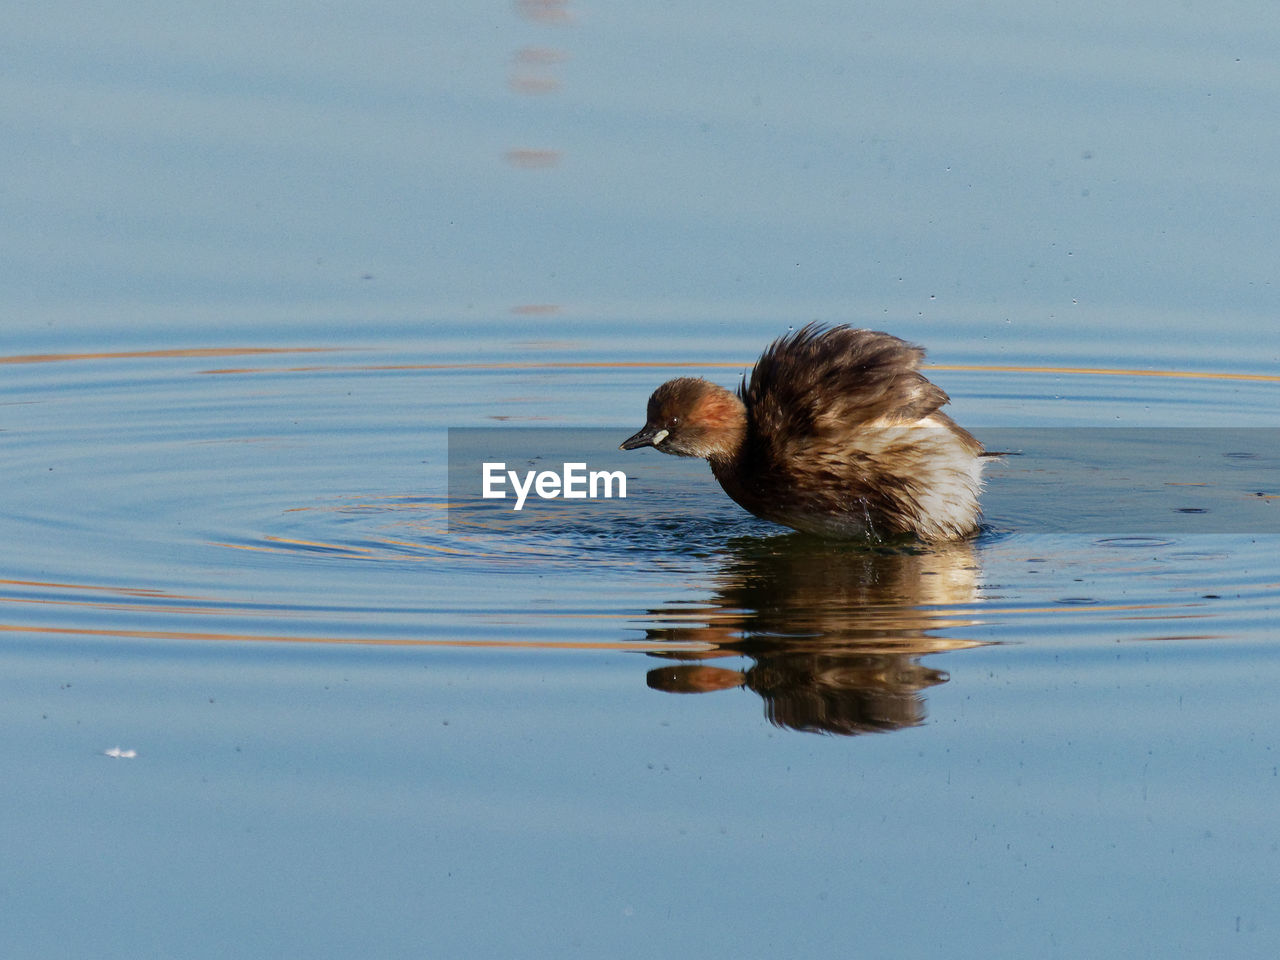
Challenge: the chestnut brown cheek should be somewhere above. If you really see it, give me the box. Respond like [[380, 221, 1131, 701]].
[[696, 400, 743, 432]]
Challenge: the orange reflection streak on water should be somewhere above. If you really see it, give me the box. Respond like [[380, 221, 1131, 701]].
[[0, 578, 304, 619], [4, 347, 1275, 384], [212, 538, 475, 559], [0, 347, 340, 366], [209, 541, 376, 559], [927, 364, 1280, 383], [5, 345, 1272, 383], [0, 622, 709, 651], [263, 535, 375, 554], [923, 601, 1212, 618], [508, 75, 561, 94], [503, 148, 561, 169], [0, 577, 200, 600], [0, 575, 1228, 654], [192, 359, 1280, 383], [636, 600, 1213, 649]]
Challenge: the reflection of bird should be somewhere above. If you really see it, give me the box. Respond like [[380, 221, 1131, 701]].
[[648, 655, 949, 737], [642, 537, 984, 736], [621, 324, 986, 540]]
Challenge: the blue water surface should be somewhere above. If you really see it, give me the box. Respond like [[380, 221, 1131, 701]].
[[3, 2, 1280, 959]]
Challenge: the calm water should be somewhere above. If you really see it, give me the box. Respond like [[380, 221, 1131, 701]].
[[5, 2, 1280, 958]]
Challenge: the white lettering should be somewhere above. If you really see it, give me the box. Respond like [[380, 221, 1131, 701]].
[[535, 470, 561, 499], [510, 468, 536, 511], [482, 462, 629, 510], [482, 462, 507, 498], [590, 469, 626, 499], [562, 463, 587, 498]]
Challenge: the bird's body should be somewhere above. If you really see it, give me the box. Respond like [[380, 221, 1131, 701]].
[[620, 325, 985, 541]]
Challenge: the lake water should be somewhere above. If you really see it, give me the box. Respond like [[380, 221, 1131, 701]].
[[4, 2, 1279, 958]]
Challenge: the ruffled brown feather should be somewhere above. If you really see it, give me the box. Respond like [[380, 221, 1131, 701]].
[[743, 324, 944, 429], [622, 325, 986, 541]]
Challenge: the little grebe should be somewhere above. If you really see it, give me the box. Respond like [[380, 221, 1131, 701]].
[[620, 324, 986, 541]]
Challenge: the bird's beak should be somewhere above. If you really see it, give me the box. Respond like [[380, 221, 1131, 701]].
[[619, 425, 669, 450]]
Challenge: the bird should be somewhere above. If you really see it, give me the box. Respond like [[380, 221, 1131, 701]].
[[619, 324, 987, 541]]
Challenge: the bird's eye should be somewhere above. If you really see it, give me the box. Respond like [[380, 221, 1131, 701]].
[[670, 417, 679, 426]]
